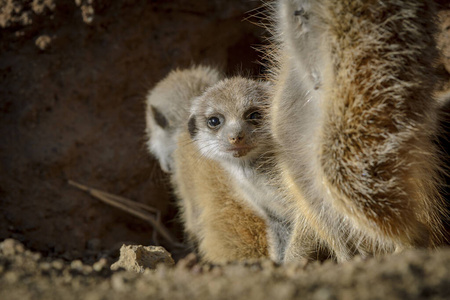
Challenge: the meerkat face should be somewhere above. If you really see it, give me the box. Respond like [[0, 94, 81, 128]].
[[187, 77, 272, 164]]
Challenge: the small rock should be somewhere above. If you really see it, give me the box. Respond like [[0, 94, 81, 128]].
[[26, 250, 41, 261], [51, 259, 64, 270], [110, 244, 174, 273], [0, 239, 25, 255], [81, 5, 94, 24], [93, 258, 108, 272], [82, 265, 93, 275], [70, 259, 84, 271], [35, 35, 52, 50], [40, 262, 52, 271]]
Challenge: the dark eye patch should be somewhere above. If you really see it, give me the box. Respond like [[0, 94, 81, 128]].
[[248, 111, 262, 120], [151, 105, 169, 129], [245, 108, 264, 124], [188, 116, 198, 139]]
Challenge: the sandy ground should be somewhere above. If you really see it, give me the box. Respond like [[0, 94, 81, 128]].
[[1, 239, 450, 300]]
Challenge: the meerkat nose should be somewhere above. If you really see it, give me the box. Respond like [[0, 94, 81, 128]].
[[228, 132, 245, 144]]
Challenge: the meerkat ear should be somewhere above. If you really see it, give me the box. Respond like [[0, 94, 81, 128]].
[[188, 115, 198, 139], [151, 105, 169, 129]]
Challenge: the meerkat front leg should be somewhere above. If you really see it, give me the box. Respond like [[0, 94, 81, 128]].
[[265, 215, 293, 263]]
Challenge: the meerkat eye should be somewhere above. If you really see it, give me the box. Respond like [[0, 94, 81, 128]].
[[248, 111, 262, 120], [246, 110, 263, 125], [207, 116, 221, 128]]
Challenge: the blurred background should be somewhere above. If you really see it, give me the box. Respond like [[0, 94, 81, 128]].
[[0, 0, 268, 261]]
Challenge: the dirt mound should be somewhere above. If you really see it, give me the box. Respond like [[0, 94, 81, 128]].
[[1, 239, 450, 300]]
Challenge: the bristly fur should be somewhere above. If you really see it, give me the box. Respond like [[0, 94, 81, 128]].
[[171, 77, 277, 263], [185, 76, 321, 262], [145, 66, 266, 262], [269, 0, 447, 262]]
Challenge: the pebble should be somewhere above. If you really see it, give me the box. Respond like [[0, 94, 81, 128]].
[[82, 265, 93, 275], [0, 239, 25, 255], [93, 258, 108, 272], [51, 259, 65, 270], [70, 260, 84, 271], [110, 244, 175, 273], [35, 35, 52, 51], [40, 262, 52, 271]]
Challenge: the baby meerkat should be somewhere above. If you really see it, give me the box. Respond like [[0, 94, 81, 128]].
[[145, 65, 222, 173], [269, 0, 447, 262], [146, 66, 268, 260], [185, 77, 299, 262]]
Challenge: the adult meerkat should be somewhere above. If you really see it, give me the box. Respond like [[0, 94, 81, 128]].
[[269, 0, 447, 262], [145, 65, 222, 173], [184, 77, 306, 263]]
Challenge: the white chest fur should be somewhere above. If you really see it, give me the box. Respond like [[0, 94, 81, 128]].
[[223, 163, 289, 222]]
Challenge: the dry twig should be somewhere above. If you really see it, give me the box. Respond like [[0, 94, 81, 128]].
[[68, 180, 184, 248]]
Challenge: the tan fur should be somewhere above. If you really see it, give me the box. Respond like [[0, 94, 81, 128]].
[[185, 77, 298, 262], [269, 0, 446, 262], [172, 130, 268, 263], [146, 67, 268, 262], [145, 65, 222, 173]]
